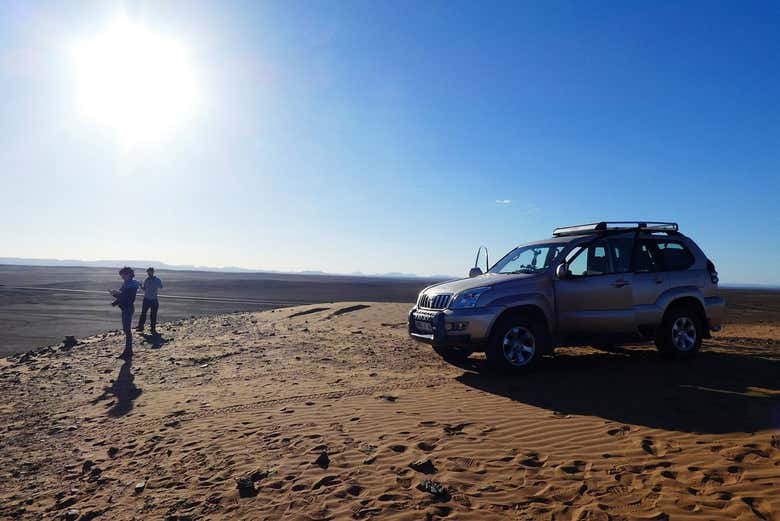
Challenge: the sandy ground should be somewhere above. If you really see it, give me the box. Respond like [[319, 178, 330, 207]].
[[1, 303, 778, 520]]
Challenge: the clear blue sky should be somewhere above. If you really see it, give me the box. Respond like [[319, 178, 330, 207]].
[[1, 1, 778, 283]]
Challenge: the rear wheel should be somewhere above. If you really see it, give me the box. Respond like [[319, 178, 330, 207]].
[[655, 305, 703, 358], [486, 314, 549, 372]]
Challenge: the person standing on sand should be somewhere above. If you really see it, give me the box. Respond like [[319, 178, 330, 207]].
[[137, 267, 163, 335], [110, 267, 140, 359]]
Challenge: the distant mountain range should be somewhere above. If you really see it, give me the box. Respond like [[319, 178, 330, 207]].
[[0, 257, 453, 280]]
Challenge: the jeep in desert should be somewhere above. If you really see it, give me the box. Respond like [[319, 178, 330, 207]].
[[409, 221, 724, 371]]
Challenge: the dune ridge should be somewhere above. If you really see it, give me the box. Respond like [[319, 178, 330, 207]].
[[1, 303, 778, 520]]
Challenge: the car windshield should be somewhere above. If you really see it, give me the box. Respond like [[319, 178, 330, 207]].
[[489, 243, 566, 274]]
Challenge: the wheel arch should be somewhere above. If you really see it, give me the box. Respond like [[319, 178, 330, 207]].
[[662, 295, 709, 338], [488, 304, 553, 353]]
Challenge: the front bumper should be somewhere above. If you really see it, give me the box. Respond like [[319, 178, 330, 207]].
[[407, 306, 496, 350]]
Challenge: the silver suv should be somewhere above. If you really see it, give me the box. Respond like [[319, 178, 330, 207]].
[[409, 221, 724, 372]]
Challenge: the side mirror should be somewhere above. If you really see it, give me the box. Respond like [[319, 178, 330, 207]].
[[470, 246, 489, 278], [555, 262, 569, 280]]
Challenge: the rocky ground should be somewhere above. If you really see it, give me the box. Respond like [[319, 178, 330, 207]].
[[1, 303, 778, 520]]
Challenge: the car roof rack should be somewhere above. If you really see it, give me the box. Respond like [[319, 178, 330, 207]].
[[552, 221, 679, 237]]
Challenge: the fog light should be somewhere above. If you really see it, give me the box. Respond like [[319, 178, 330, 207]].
[[446, 321, 468, 332]]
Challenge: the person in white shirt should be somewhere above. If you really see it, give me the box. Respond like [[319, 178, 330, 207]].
[[136, 267, 163, 335]]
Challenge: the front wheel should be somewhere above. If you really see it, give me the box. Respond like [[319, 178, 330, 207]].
[[485, 315, 549, 372], [655, 305, 703, 358]]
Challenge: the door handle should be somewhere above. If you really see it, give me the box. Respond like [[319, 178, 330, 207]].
[[612, 280, 631, 288], [654, 278, 664, 284]]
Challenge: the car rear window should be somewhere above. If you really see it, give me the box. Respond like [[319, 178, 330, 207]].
[[655, 241, 695, 271]]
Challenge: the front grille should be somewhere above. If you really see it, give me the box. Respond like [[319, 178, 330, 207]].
[[419, 293, 452, 310]]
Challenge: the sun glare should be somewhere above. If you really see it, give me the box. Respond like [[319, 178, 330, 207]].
[[71, 19, 199, 143]]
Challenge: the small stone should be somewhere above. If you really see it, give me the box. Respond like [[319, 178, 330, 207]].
[[250, 469, 269, 482], [107, 447, 119, 458], [314, 451, 330, 469], [417, 479, 449, 499], [236, 477, 256, 497], [81, 460, 95, 474], [65, 509, 79, 521], [134, 481, 146, 494]]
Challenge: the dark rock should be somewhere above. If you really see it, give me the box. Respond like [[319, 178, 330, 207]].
[[134, 481, 146, 494], [417, 479, 450, 500], [81, 460, 95, 474], [65, 509, 79, 521], [107, 447, 119, 458], [236, 477, 257, 497], [314, 451, 330, 469], [409, 459, 437, 474], [250, 469, 269, 482]]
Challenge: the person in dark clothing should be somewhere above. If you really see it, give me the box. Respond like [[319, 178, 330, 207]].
[[137, 267, 163, 335], [110, 267, 140, 359]]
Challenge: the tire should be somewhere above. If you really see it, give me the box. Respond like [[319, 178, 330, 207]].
[[485, 313, 549, 373], [655, 305, 703, 358], [433, 345, 473, 362]]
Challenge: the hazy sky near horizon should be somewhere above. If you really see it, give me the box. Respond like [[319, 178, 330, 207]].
[[1, 1, 779, 283]]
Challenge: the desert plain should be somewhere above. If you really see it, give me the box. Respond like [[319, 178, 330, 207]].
[[0, 267, 779, 520]]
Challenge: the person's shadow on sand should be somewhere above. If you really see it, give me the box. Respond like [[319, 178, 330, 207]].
[[92, 357, 142, 417], [141, 332, 168, 349], [456, 345, 780, 434]]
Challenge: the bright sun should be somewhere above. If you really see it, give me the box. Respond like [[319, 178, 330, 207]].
[[71, 20, 199, 143]]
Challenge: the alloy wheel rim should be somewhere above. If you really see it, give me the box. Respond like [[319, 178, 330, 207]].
[[502, 326, 536, 366], [672, 316, 697, 351]]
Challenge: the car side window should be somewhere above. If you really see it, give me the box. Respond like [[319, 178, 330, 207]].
[[634, 240, 659, 273], [655, 241, 695, 271], [566, 241, 609, 277], [608, 238, 633, 273]]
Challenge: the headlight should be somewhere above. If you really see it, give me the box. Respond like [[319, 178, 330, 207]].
[[449, 287, 491, 309]]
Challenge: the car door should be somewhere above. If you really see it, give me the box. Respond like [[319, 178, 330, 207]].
[[554, 239, 635, 334], [631, 239, 669, 326]]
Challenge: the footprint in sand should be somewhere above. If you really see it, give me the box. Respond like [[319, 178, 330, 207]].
[[607, 425, 631, 437], [558, 460, 588, 475], [641, 437, 666, 457], [345, 484, 363, 496], [312, 475, 341, 489], [741, 496, 774, 521], [442, 423, 470, 435], [417, 441, 436, 452]]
